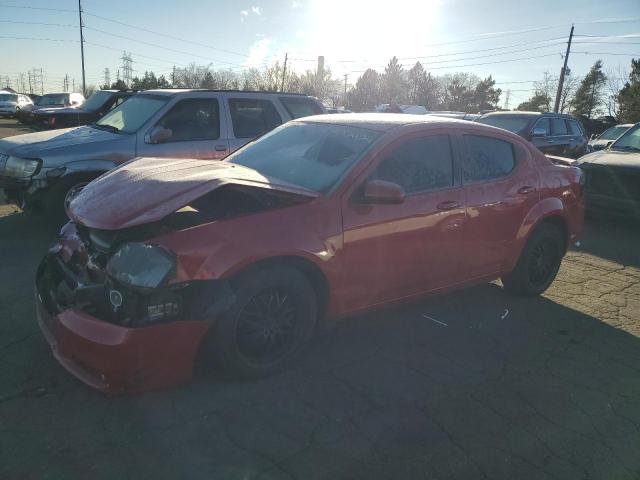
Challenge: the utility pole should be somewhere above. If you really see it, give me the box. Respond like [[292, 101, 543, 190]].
[[78, 0, 86, 96], [171, 65, 176, 87], [504, 89, 511, 110], [280, 53, 288, 92], [40, 68, 44, 95], [28, 71, 32, 94], [104, 68, 110, 88], [316, 56, 324, 97], [343, 74, 348, 103], [64, 74, 69, 92], [554, 25, 574, 113]]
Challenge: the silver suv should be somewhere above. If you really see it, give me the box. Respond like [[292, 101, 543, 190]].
[[0, 93, 34, 117], [0, 89, 324, 217]]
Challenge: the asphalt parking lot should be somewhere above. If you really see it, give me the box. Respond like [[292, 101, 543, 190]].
[[1, 118, 639, 479]]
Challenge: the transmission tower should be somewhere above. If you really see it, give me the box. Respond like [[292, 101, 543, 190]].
[[504, 89, 511, 110], [104, 68, 111, 88], [120, 52, 133, 87]]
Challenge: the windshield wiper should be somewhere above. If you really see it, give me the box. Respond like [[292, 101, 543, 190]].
[[91, 124, 121, 134]]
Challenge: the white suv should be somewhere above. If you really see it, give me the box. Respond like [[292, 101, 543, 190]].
[[0, 92, 34, 117]]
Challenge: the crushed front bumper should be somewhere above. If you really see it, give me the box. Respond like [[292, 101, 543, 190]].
[[35, 256, 211, 394]]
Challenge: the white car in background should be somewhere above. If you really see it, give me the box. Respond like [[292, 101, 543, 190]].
[[0, 92, 34, 118]]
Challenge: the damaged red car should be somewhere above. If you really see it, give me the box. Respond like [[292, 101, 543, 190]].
[[35, 114, 585, 393]]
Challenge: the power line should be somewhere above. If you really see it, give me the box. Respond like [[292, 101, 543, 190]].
[[0, 35, 78, 42], [0, 20, 75, 27], [0, 3, 75, 12], [83, 10, 250, 58], [572, 51, 640, 56], [83, 26, 247, 68], [348, 52, 563, 73]]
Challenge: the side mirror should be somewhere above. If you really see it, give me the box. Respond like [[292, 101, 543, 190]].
[[532, 127, 547, 138], [362, 180, 405, 204], [145, 125, 172, 144]]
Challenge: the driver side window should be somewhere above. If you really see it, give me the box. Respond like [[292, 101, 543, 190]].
[[534, 118, 551, 136], [156, 98, 220, 142], [369, 135, 454, 194]]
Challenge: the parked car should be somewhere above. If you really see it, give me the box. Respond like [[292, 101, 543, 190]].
[[376, 104, 428, 114], [35, 113, 585, 393], [476, 111, 588, 159], [325, 107, 352, 114], [587, 123, 633, 152], [29, 90, 136, 129], [577, 122, 640, 219], [0, 89, 324, 219], [16, 92, 86, 124], [0, 92, 34, 117]]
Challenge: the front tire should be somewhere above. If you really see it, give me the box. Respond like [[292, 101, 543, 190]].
[[502, 223, 564, 296], [207, 266, 317, 379]]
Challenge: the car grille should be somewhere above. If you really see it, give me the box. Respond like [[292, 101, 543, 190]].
[[586, 168, 640, 200]]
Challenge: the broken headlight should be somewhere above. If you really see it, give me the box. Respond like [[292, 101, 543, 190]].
[[4, 156, 40, 178], [106, 243, 175, 289]]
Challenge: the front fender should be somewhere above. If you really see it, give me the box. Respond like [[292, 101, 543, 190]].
[[505, 197, 568, 272], [63, 159, 119, 175]]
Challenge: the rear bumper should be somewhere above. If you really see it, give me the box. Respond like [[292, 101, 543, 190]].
[[35, 263, 211, 394]]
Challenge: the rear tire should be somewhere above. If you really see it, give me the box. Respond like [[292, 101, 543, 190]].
[[207, 266, 317, 379], [502, 223, 564, 296]]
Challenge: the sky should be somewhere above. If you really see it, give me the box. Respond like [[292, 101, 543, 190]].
[[1, 0, 639, 107]]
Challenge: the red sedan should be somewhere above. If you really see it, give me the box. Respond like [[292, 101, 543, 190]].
[[35, 114, 585, 393]]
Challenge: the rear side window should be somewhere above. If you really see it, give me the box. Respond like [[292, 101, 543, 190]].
[[552, 118, 568, 135], [229, 98, 282, 138], [278, 96, 324, 119], [370, 135, 454, 194], [567, 120, 582, 135], [464, 135, 516, 183], [157, 98, 220, 141]]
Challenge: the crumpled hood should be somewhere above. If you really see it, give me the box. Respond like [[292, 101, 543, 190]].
[[0, 126, 126, 164], [69, 157, 319, 230], [577, 149, 640, 169]]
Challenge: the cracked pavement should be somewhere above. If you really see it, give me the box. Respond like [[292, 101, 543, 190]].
[[1, 121, 639, 479]]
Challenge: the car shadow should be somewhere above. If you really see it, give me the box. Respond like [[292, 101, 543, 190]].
[[576, 216, 640, 266]]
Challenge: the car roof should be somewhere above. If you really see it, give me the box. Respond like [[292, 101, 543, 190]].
[[295, 112, 480, 132], [141, 89, 316, 97], [481, 111, 579, 119]]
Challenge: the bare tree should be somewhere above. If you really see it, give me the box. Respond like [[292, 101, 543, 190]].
[[605, 65, 629, 118]]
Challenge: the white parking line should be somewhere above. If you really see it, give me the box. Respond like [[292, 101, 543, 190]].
[[422, 314, 448, 327]]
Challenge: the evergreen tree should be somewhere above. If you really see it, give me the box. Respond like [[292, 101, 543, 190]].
[[617, 58, 640, 123], [571, 60, 607, 119]]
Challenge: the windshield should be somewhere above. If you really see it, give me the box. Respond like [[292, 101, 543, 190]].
[[611, 124, 640, 151], [37, 94, 68, 106], [476, 115, 532, 134], [599, 125, 631, 141], [81, 91, 113, 110], [227, 122, 381, 193], [96, 94, 168, 134], [0, 94, 18, 102]]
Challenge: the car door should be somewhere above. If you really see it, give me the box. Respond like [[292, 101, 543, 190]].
[[460, 132, 539, 278], [550, 117, 571, 156], [137, 95, 229, 160], [225, 96, 284, 153], [529, 117, 557, 154], [340, 131, 466, 311], [565, 119, 586, 158]]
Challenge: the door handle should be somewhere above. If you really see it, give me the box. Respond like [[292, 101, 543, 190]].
[[437, 200, 462, 211], [546, 140, 554, 143], [517, 186, 536, 195], [214, 145, 227, 152]]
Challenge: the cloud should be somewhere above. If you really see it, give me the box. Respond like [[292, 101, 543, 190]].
[[240, 9, 249, 16], [291, 0, 301, 8], [251, 6, 261, 15], [245, 37, 272, 67]]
